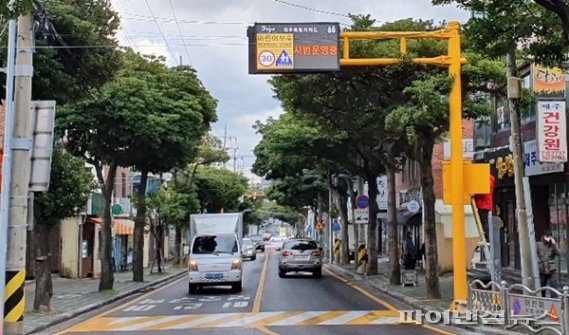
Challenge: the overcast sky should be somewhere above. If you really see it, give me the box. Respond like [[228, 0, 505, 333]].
[[109, 0, 469, 184]]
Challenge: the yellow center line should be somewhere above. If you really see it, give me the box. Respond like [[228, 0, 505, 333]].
[[253, 253, 270, 313], [256, 324, 280, 335], [323, 267, 399, 312]]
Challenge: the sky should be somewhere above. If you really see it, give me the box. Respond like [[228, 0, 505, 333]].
[[109, 0, 470, 184]]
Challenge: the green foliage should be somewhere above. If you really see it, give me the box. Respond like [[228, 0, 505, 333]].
[[147, 185, 200, 228], [59, 50, 217, 174], [433, 0, 569, 65], [0, 0, 122, 103], [0, 0, 33, 19], [193, 166, 248, 213], [34, 145, 95, 227]]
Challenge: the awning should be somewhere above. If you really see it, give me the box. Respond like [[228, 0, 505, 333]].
[[89, 217, 134, 236], [397, 211, 422, 226], [113, 219, 134, 236]]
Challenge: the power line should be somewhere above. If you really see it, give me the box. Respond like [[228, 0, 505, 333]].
[[168, 0, 193, 65], [272, 0, 350, 18], [144, 0, 179, 66], [121, 13, 250, 25]]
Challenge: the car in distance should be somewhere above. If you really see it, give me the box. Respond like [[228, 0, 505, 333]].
[[242, 238, 256, 261], [278, 238, 322, 278], [250, 235, 265, 252]]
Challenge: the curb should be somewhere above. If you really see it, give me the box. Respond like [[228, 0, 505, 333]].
[[26, 270, 186, 335], [325, 264, 524, 335]]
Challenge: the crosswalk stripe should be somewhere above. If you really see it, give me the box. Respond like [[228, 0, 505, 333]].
[[63, 310, 404, 332], [116, 315, 186, 331], [216, 311, 282, 327], [268, 311, 328, 326], [318, 311, 369, 325], [165, 313, 238, 329]]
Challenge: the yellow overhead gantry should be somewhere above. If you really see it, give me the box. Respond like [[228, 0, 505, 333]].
[[339, 21, 490, 310]]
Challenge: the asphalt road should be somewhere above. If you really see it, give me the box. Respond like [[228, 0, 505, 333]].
[[54, 251, 455, 335]]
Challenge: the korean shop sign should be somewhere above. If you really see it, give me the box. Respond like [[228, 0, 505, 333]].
[[248, 23, 340, 74], [532, 64, 566, 99], [537, 101, 567, 163]]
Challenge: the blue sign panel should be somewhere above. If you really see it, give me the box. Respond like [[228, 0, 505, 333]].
[[356, 195, 369, 209]]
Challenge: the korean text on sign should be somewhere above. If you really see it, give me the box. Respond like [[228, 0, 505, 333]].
[[537, 101, 567, 163]]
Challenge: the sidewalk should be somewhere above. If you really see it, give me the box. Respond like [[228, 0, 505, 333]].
[[326, 256, 528, 335], [24, 262, 186, 334]]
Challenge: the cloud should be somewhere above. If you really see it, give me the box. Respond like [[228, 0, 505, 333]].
[[110, 0, 469, 180]]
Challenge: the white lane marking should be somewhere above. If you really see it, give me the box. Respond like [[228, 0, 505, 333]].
[[165, 313, 238, 329], [370, 316, 400, 324], [173, 303, 203, 310], [123, 304, 156, 312], [216, 311, 282, 327], [268, 311, 327, 326], [318, 311, 368, 325], [115, 315, 186, 331], [222, 302, 232, 308], [108, 316, 147, 325]]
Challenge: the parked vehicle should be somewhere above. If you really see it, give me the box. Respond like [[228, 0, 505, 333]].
[[242, 238, 256, 261], [278, 238, 322, 278], [187, 213, 243, 294]]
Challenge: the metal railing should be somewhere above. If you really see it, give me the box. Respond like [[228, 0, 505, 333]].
[[469, 279, 569, 334]]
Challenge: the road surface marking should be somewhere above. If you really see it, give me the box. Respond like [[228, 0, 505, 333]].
[[323, 267, 399, 311], [58, 310, 405, 332], [268, 311, 327, 326], [216, 311, 281, 327], [115, 315, 186, 331], [318, 310, 369, 325], [252, 253, 269, 313]]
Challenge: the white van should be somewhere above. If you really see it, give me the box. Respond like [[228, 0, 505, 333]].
[[187, 213, 243, 294]]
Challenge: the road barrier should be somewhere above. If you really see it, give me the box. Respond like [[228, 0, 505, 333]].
[[468, 279, 569, 334]]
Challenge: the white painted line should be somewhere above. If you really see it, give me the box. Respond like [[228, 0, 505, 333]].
[[165, 313, 238, 329], [116, 315, 187, 331], [370, 316, 400, 325], [268, 311, 327, 326], [222, 302, 232, 308], [217, 311, 282, 327], [234, 301, 249, 308], [318, 311, 369, 325], [108, 316, 147, 325]]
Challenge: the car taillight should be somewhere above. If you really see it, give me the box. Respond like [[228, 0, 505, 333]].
[[282, 250, 292, 257], [311, 250, 322, 257], [188, 260, 198, 271], [231, 258, 241, 270]]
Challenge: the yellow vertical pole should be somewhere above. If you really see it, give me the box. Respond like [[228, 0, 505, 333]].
[[447, 21, 467, 306]]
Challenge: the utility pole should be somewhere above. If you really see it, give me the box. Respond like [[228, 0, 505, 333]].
[[506, 51, 535, 288], [223, 122, 227, 168], [232, 145, 239, 173], [2, 12, 34, 335]]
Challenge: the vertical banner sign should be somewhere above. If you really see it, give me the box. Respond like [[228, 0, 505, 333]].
[[248, 23, 340, 74], [532, 64, 566, 99], [537, 101, 567, 163]]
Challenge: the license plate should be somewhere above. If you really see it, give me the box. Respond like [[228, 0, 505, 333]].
[[294, 256, 309, 261], [206, 273, 223, 279]]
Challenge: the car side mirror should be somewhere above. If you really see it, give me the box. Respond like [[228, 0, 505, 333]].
[[318, 247, 323, 251]]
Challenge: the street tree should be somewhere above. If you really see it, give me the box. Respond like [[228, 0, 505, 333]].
[[59, 51, 217, 288], [32, 145, 94, 312], [193, 166, 248, 213]]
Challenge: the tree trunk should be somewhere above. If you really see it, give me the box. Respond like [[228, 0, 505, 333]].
[[175, 225, 182, 265], [367, 170, 379, 275], [418, 135, 441, 299], [352, 177, 360, 270], [133, 170, 149, 282], [338, 183, 350, 265], [98, 161, 117, 291], [33, 222, 53, 312], [387, 166, 400, 285], [156, 224, 163, 273]]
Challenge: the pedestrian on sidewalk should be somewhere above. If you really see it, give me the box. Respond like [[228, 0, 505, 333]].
[[402, 231, 416, 270], [357, 244, 367, 274], [537, 229, 560, 297], [334, 238, 341, 264]]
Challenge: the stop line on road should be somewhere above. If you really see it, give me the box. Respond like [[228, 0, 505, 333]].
[[63, 310, 401, 332]]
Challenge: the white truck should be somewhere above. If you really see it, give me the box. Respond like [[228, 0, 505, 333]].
[[187, 213, 244, 294]]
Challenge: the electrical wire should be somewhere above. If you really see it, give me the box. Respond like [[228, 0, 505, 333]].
[[272, 0, 350, 18], [144, 0, 179, 65], [121, 12, 250, 25], [168, 0, 193, 65]]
